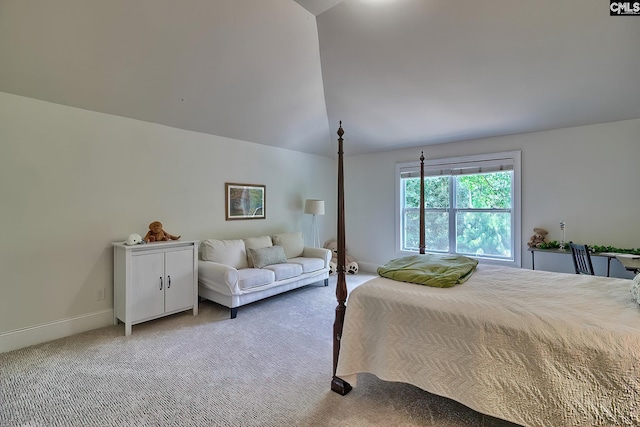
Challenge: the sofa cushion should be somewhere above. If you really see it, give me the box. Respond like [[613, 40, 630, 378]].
[[247, 245, 287, 269], [201, 239, 248, 269], [243, 236, 273, 267], [237, 268, 275, 290], [264, 263, 303, 281], [272, 232, 304, 259], [287, 256, 325, 273]]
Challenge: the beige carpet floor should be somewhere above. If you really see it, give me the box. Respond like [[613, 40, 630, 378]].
[[0, 273, 519, 427]]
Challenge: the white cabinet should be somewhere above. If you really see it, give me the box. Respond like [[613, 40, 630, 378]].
[[113, 240, 199, 336]]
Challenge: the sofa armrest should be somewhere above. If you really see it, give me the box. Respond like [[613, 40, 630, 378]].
[[301, 247, 332, 269], [198, 260, 240, 294]]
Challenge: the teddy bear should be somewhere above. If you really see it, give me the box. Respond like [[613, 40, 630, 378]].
[[527, 227, 549, 248], [324, 239, 359, 275], [144, 221, 181, 243]]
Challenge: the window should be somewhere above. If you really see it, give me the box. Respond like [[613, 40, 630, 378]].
[[396, 151, 521, 266]]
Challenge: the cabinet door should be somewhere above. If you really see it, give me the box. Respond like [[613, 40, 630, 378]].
[[131, 252, 166, 322], [164, 248, 195, 313]]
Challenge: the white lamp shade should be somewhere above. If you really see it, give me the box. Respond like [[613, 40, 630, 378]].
[[304, 199, 325, 215]]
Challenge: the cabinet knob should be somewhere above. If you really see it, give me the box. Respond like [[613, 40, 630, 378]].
[[167, 275, 171, 288], [159, 277, 163, 290]]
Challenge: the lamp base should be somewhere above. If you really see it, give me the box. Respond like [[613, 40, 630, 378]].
[[311, 214, 320, 248]]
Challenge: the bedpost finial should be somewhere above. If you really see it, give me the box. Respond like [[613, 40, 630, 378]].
[[337, 121, 344, 138]]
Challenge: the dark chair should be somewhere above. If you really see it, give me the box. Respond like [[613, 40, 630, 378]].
[[570, 242, 594, 275]]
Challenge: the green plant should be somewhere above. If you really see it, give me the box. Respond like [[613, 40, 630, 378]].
[[537, 240, 561, 249], [589, 245, 640, 255], [536, 241, 640, 255]]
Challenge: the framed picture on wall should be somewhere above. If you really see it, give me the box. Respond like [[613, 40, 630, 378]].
[[225, 183, 266, 220]]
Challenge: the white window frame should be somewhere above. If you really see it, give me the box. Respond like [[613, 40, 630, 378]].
[[395, 150, 521, 267]]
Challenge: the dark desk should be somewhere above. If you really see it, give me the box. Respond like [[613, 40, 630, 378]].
[[528, 247, 619, 277]]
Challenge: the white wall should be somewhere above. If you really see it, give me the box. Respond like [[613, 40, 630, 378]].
[[0, 92, 335, 352], [344, 118, 640, 278]]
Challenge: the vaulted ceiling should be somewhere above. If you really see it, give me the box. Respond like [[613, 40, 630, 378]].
[[1, 0, 639, 158]]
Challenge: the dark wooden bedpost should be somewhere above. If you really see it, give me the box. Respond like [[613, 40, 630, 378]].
[[331, 121, 352, 396], [419, 151, 426, 254]]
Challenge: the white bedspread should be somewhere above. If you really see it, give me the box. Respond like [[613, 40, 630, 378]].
[[336, 264, 640, 427]]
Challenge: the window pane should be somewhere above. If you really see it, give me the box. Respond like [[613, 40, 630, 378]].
[[455, 172, 512, 209], [403, 178, 421, 209], [403, 176, 449, 209], [456, 212, 512, 258], [425, 211, 449, 252], [402, 209, 449, 252], [402, 208, 419, 250], [425, 176, 449, 208]]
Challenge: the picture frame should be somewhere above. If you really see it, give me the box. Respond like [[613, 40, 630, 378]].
[[225, 183, 266, 220]]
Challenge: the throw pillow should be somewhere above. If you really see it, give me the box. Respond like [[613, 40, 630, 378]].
[[272, 232, 304, 259], [248, 245, 288, 269]]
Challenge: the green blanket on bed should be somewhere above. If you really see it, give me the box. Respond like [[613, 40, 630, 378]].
[[377, 254, 479, 288]]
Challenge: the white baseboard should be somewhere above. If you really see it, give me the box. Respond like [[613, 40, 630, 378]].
[[357, 261, 380, 274], [0, 309, 114, 354]]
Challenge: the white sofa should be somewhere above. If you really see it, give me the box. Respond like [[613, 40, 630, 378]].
[[198, 232, 331, 318]]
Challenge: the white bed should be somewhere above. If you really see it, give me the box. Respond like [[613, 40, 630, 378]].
[[335, 264, 640, 427]]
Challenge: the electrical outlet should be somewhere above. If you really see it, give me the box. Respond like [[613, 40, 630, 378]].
[[96, 288, 105, 301]]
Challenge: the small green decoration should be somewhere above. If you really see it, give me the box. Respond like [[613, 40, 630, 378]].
[[590, 245, 640, 255], [538, 240, 561, 249], [536, 241, 640, 255]]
